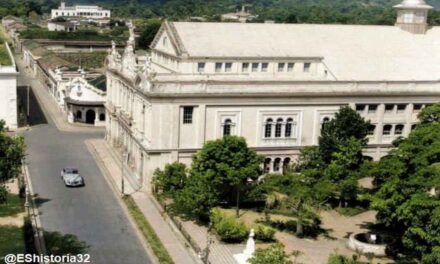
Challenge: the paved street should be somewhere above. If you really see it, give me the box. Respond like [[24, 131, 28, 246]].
[[17, 61, 153, 264]]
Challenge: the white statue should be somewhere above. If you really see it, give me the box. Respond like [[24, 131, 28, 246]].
[[233, 229, 255, 264]]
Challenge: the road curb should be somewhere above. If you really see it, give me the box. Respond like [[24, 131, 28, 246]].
[[84, 139, 160, 264], [22, 162, 47, 257]]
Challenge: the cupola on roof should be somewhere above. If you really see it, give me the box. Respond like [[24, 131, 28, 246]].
[[394, 0, 433, 9]]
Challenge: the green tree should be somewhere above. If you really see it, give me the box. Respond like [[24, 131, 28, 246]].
[[372, 103, 440, 261], [173, 136, 262, 220], [172, 172, 218, 221], [152, 162, 187, 195], [318, 106, 370, 164], [191, 136, 263, 217], [0, 121, 25, 185], [137, 19, 162, 50], [297, 107, 369, 207], [418, 102, 440, 124], [249, 243, 294, 264]]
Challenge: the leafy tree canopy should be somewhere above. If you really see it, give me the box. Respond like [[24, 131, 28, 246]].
[[372, 103, 440, 262]]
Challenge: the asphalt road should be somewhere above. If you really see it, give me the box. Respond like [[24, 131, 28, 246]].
[[19, 70, 153, 264]]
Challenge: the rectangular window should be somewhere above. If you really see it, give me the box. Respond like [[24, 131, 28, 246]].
[[197, 62, 205, 73], [413, 104, 423, 111], [287, 63, 294, 72], [225, 62, 232, 72], [242, 63, 249, 72], [261, 63, 268, 72], [356, 104, 366, 112], [215, 62, 222, 73], [183, 107, 194, 124], [303, 63, 311, 72], [368, 104, 378, 113], [385, 104, 394, 112], [252, 63, 259, 72], [397, 104, 407, 113], [278, 63, 285, 72]]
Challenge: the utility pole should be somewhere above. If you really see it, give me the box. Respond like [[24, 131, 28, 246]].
[[121, 152, 129, 196]]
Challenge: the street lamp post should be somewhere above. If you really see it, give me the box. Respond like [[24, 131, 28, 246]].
[[121, 152, 129, 197]]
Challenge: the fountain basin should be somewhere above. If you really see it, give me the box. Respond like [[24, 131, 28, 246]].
[[347, 232, 387, 257]]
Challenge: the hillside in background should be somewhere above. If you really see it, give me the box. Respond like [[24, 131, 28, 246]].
[[2, 0, 440, 25]]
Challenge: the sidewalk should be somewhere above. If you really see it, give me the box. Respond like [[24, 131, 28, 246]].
[[14, 54, 104, 133], [86, 139, 201, 264]]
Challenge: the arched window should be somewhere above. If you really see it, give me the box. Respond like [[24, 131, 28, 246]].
[[223, 119, 232, 136], [264, 118, 273, 138], [283, 158, 291, 174], [263, 158, 271, 173], [273, 158, 281, 172], [99, 113, 106, 121], [395, 124, 404, 135], [383, 125, 392, 135], [285, 118, 293, 137], [321, 116, 330, 130], [275, 118, 283, 138], [76, 110, 82, 119], [163, 36, 168, 47]]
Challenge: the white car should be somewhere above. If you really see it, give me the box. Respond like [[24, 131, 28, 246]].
[[61, 168, 84, 187]]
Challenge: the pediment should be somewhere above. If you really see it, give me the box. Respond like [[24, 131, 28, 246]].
[[151, 29, 178, 56]]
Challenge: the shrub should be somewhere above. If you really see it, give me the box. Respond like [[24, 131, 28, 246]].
[[327, 254, 362, 264], [210, 208, 249, 243], [254, 224, 276, 242], [0, 186, 8, 204], [249, 243, 293, 264], [152, 162, 187, 195]]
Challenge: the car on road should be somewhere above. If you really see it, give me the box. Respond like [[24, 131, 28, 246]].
[[61, 168, 84, 187]]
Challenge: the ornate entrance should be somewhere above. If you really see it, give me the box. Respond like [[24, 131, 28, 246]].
[[86, 110, 96, 124]]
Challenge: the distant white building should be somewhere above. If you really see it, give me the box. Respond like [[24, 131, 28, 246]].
[[47, 21, 78, 32], [48, 68, 106, 126], [221, 5, 257, 23], [0, 43, 18, 130], [64, 76, 107, 126], [51, 2, 111, 19]]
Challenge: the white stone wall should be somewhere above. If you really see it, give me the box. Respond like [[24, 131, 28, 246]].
[[106, 67, 440, 189], [0, 43, 18, 130]]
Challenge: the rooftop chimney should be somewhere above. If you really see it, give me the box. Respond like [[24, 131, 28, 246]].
[[394, 0, 433, 34], [60, 2, 66, 9]]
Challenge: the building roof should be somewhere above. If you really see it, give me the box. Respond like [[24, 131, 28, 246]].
[[38, 53, 73, 72], [166, 22, 440, 81], [2, 15, 22, 22], [89, 74, 106, 92]]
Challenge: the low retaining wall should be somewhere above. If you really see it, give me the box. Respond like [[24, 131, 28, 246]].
[[347, 233, 386, 257]]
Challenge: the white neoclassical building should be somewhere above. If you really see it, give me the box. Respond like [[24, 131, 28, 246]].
[[47, 68, 106, 126], [51, 2, 111, 19], [0, 42, 18, 131], [64, 76, 107, 126], [105, 1, 440, 190]]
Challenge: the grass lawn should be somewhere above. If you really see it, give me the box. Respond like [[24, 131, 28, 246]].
[[0, 44, 11, 66], [0, 225, 25, 257], [0, 194, 24, 218], [123, 196, 174, 264]]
